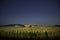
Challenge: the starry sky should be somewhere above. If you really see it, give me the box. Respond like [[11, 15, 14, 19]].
[[0, 0, 60, 25]]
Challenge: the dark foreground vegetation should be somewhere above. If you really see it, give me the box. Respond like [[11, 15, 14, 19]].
[[0, 25, 60, 40], [0, 37, 60, 40], [0, 33, 60, 40]]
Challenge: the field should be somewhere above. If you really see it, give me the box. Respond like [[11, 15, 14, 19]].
[[0, 26, 60, 40]]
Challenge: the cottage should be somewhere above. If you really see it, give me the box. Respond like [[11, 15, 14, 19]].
[[15, 24, 20, 27], [31, 24, 38, 27], [24, 24, 31, 28]]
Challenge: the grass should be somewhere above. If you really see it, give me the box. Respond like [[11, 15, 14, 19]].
[[0, 26, 60, 40]]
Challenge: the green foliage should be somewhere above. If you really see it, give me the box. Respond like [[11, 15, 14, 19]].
[[0, 27, 60, 39]]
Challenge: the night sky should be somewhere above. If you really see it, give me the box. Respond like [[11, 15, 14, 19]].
[[0, 0, 60, 25]]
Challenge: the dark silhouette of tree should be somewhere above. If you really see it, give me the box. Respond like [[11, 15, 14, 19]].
[[55, 24, 60, 27]]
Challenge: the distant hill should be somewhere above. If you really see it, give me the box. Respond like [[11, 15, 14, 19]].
[[0, 24, 24, 27]]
